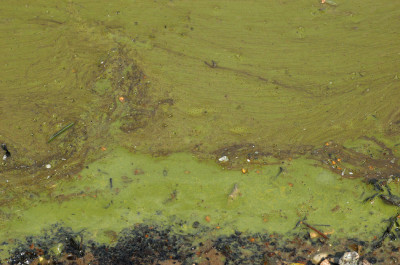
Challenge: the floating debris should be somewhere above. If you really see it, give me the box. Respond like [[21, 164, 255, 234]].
[[164, 190, 178, 204], [204, 60, 218, 68], [1, 143, 11, 160], [134, 168, 144, 175], [121, 175, 133, 183], [380, 193, 400, 207], [373, 213, 400, 248], [295, 217, 329, 240], [228, 183, 241, 202], [364, 185, 400, 246], [48, 122, 75, 143], [321, 0, 338, 6], [274, 166, 284, 179]]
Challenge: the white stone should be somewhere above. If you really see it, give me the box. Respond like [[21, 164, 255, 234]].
[[339, 251, 359, 265], [45, 164, 51, 169]]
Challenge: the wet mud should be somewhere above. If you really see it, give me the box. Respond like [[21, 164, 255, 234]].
[[211, 136, 400, 189], [4, 222, 400, 265]]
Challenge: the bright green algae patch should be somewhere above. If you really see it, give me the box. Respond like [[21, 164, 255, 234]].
[[1, 148, 398, 258]]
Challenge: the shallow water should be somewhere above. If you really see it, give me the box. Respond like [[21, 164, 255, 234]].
[[1, 0, 400, 262]]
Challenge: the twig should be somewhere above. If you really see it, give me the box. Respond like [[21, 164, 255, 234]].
[[301, 221, 329, 239], [48, 122, 75, 143]]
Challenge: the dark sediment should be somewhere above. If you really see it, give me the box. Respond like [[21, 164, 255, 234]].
[[3, 222, 400, 265]]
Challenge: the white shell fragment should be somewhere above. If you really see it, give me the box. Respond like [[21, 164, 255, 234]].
[[218, 156, 229, 162]]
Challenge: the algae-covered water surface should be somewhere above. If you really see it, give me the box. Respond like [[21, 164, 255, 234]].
[[1, 0, 400, 263]]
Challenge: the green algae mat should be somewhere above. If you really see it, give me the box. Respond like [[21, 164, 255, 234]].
[[1, 0, 400, 263]]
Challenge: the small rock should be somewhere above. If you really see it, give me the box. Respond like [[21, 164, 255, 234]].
[[310, 231, 319, 238], [45, 164, 51, 169], [312, 253, 329, 265], [339, 251, 359, 265]]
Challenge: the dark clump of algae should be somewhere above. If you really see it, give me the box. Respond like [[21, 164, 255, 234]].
[[1, 0, 400, 262]]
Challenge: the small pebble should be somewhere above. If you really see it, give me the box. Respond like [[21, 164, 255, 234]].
[[312, 253, 329, 264], [45, 164, 51, 169]]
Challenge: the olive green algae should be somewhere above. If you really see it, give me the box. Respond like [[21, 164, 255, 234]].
[[86, 0, 400, 156], [1, 148, 398, 259], [1, 0, 400, 177]]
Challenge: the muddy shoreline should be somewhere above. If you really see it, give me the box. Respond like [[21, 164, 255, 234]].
[[4, 222, 400, 265]]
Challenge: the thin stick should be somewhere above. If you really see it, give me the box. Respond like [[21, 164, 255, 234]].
[[301, 221, 329, 239], [48, 122, 75, 143]]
